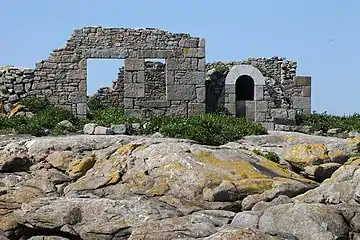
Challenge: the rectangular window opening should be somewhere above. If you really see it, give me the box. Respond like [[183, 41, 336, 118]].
[[86, 59, 124, 107]]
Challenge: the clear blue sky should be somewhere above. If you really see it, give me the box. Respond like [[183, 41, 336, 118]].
[[1, 0, 359, 115]]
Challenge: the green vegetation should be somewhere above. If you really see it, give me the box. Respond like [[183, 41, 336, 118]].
[[212, 63, 230, 73], [0, 98, 267, 145], [297, 111, 360, 132], [252, 149, 280, 163]]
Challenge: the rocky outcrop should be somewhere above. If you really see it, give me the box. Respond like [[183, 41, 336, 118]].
[[1, 132, 360, 239]]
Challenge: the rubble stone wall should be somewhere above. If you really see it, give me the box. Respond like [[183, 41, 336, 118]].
[[0, 67, 35, 104], [2, 27, 206, 117]]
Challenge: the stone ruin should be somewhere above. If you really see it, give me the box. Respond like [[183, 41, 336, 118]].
[[0, 26, 311, 131]]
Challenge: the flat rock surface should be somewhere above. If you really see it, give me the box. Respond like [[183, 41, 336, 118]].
[[0, 132, 360, 239]]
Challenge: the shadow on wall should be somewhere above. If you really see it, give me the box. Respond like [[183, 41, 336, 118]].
[[205, 71, 227, 113]]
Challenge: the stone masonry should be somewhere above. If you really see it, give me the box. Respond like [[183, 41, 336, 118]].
[[205, 57, 311, 130], [0, 26, 312, 130]]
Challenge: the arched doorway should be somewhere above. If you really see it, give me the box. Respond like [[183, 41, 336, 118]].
[[235, 75, 255, 117], [225, 65, 265, 121], [236, 75, 254, 101]]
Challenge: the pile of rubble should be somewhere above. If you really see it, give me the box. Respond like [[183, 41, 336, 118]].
[[0, 103, 34, 118]]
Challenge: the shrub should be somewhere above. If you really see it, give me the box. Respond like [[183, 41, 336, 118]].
[[30, 107, 75, 130], [87, 98, 106, 112], [298, 111, 360, 132], [0, 116, 29, 131], [159, 114, 267, 146], [18, 97, 50, 114], [263, 152, 280, 163], [89, 107, 126, 127], [15, 122, 46, 136], [252, 149, 280, 163]]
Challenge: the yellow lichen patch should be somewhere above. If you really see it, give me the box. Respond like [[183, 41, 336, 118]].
[[328, 149, 347, 162], [126, 171, 154, 193], [159, 195, 180, 205], [347, 137, 360, 152], [183, 47, 189, 55], [280, 135, 298, 143], [68, 156, 96, 177], [146, 176, 170, 196], [200, 172, 228, 189], [191, 152, 266, 179], [116, 144, 143, 155], [10, 105, 25, 115], [258, 159, 294, 178], [106, 169, 121, 185], [345, 156, 360, 165], [283, 144, 329, 169], [234, 178, 274, 195], [161, 161, 186, 172], [328, 149, 345, 158]]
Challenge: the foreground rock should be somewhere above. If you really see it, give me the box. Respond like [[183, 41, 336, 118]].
[[0, 132, 360, 239]]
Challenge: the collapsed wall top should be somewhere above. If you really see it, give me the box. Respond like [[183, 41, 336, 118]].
[[28, 26, 206, 116]]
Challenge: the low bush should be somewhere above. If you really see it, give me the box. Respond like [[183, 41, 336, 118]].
[[252, 149, 280, 163], [0, 98, 268, 145], [297, 111, 360, 132], [18, 97, 50, 114], [88, 107, 126, 127], [87, 98, 107, 112], [158, 114, 267, 146]]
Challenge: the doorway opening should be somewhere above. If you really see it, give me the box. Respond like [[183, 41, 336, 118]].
[[235, 75, 255, 117], [236, 75, 254, 101]]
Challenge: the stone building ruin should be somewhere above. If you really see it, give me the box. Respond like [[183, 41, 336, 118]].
[[0, 26, 311, 130]]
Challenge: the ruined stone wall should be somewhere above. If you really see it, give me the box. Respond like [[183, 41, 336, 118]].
[[206, 57, 311, 130], [0, 67, 35, 103], [28, 26, 206, 117]]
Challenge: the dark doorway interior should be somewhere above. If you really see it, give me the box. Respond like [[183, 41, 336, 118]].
[[235, 75, 255, 117], [236, 75, 254, 100]]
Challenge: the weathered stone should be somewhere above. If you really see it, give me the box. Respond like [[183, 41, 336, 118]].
[[151, 132, 164, 138], [123, 83, 145, 98], [293, 96, 310, 109], [83, 123, 97, 135], [111, 124, 127, 134], [304, 163, 341, 182], [57, 120, 74, 129], [0, 143, 31, 172], [187, 103, 205, 116], [177, 71, 205, 85], [166, 84, 196, 101], [124, 58, 145, 71], [327, 128, 341, 134], [94, 126, 113, 135]]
